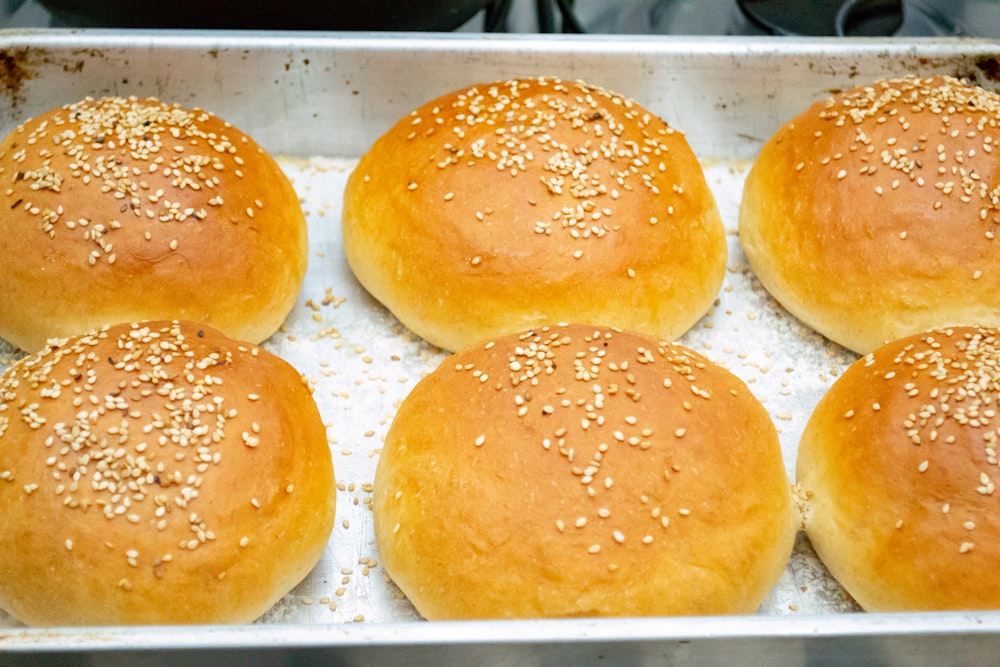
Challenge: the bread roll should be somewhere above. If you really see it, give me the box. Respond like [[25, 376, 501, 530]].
[[739, 75, 1000, 354], [373, 323, 796, 619], [342, 77, 726, 352], [0, 96, 308, 353], [798, 325, 1000, 611], [0, 320, 335, 626]]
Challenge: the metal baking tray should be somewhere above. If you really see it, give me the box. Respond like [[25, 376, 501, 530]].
[[2, 29, 1000, 664]]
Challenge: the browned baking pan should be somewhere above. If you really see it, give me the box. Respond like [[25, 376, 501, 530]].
[[1, 30, 1000, 664]]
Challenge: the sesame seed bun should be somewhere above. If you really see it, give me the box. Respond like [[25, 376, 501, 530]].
[[342, 77, 727, 353], [0, 320, 335, 626], [0, 96, 308, 353], [798, 326, 1000, 611], [373, 323, 796, 619], [739, 75, 1000, 355]]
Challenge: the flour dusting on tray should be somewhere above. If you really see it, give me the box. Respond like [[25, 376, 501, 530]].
[[0, 155, 862, 629]]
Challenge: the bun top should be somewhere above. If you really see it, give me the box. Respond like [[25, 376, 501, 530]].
[[374, 323, 796, 619], [343, 77, 726, 352], [739, 75, 1000, 354], [0, 96, 308, 352], [0, 320, 335, 626], [798, 325, 1000, 611]]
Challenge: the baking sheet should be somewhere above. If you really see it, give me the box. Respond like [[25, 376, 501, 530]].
[[2, 30, 1000, 663]]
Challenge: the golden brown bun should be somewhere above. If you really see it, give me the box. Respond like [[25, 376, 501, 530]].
[[739, 76, 1000, 354], [373, 323, 796, 619], [798, 326, 1000, 611], [0, 96, 308, 353], [343, 77, 726, 352], [0, 320, 335, 626]]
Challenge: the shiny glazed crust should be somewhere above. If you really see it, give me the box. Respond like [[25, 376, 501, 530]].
[[739, 76, 1000, 354], [342, 77, 727, 352], [373, 323, 796, 619], [0, 320, 336, 625], [0, 96, 308, 353], [798, 326, 1000, 611]]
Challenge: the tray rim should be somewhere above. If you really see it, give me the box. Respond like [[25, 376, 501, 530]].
[[6, 611, 1000, 661], [2, 27, 1000, 59]]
